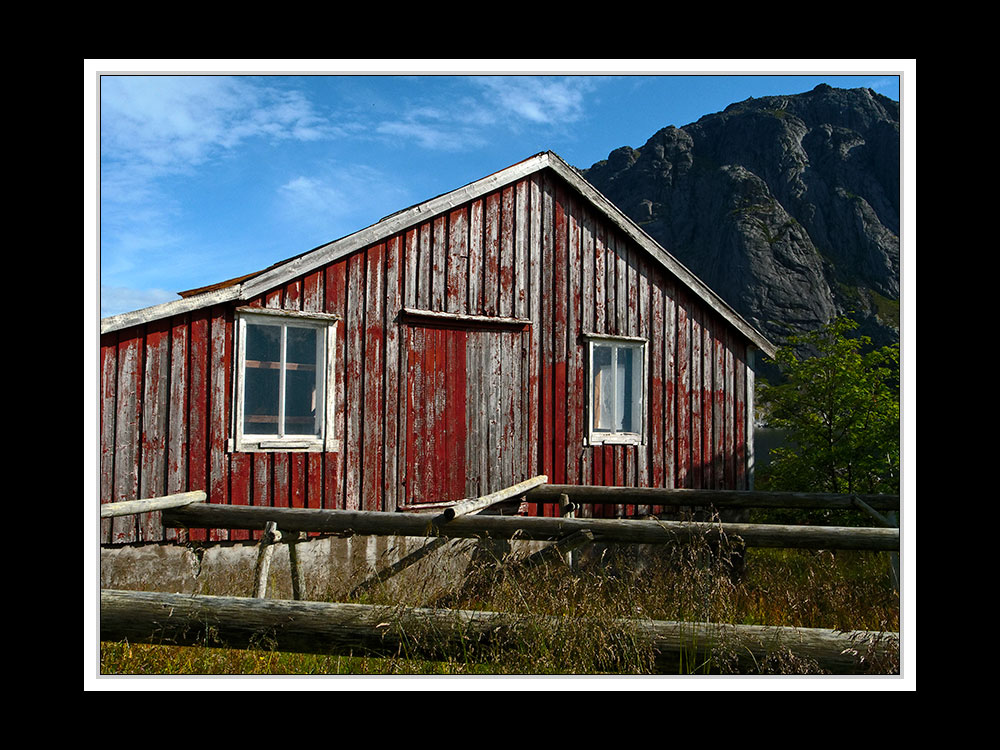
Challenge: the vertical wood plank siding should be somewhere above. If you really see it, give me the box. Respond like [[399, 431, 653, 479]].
[[99, 170, 755, 541]]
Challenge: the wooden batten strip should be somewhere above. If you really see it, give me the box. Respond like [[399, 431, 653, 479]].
[[234, 306, 340, 322], [399, 307, 531, 330]]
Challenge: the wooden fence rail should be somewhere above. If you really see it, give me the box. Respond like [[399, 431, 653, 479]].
[[100, 491, 206, 519], [100, 589, 898, 675], [163, 503, 899, 552], [524, 485, 900, 511]]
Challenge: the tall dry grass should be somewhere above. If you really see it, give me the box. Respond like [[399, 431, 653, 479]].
[[99, 523, 900, 676]]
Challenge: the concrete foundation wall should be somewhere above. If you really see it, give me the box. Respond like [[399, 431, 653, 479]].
[[100, 534, 545, 605]]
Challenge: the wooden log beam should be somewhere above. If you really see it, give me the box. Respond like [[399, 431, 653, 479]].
[[349, 478, 550, 596], [851, 498, 900, 595], [100, 589, 898, 675], [162, 504, 899, 551], [851, 495, 897, 528], [525, 485, 900, 512], [513, 529, 595, 571], [100, 491, 207, 519], [435, 475, 548, 521], [347, 537, 451, 599]]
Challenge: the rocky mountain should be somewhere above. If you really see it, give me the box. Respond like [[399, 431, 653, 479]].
[[580, 84, 900, 355]]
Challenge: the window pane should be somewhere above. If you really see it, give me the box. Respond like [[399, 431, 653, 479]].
[[616, 346, 634, 432], [593, 344, 614, 432], [286, 325, 318, 367], [246, 321, 281, 362], [630, 345, 643, 433], [284, 326, 322, 436], [244, 323, 280, 434]]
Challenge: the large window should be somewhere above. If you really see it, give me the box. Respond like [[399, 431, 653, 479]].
[[233, 308, 339, 452], [586, 335, 647, 445]]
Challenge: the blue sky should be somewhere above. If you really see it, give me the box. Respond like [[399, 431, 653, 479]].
[[90, 61, 909, 319]]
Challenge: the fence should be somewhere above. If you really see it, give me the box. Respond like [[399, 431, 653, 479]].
[[154, 476, 899, 555], [99, 478, 901, 674]]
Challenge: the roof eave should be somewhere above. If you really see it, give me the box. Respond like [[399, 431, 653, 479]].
[[100, 286, 242, 335]]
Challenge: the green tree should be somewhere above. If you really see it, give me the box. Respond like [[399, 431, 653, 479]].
[[758, 317, 900, 497]]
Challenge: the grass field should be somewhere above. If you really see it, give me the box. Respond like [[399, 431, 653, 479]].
[[99, 526, 900, 676]]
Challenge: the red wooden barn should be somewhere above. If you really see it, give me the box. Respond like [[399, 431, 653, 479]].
[[99, 151, 776, 544]]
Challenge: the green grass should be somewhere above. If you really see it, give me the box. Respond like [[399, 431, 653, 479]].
[[100, 529, 899, 676]]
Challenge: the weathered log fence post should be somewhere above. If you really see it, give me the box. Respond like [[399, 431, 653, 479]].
[[555, 492, 585, 569], [252, 522, 281, 599], [512, 529, 595, 573], [851, 494, 900, 595], [288, 532, 304, 601]]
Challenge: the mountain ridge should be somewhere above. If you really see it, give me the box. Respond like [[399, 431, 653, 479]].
[[580, 84, 900, 353]]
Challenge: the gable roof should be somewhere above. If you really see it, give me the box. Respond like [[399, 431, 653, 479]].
[[100, 151, 776, 357]]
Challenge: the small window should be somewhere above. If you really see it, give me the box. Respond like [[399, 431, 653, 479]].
[[233, 308, 339, 452], [586, 335, 647, 445]]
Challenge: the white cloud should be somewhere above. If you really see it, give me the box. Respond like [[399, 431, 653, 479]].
[[100, 76, 335, 177], [865, 77, 901, 95], [278, 165, 411, 236], [473, 76, 594, 125], [371, 76, 597, 152], [375, 118, 485, 151], [99, 77, 349, 308], [100, 285, 179, 318], [280, 175, 349, 216]]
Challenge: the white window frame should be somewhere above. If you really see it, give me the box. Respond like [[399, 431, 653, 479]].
[[585, 333, 648, 446], [231, 307, 340, 453]]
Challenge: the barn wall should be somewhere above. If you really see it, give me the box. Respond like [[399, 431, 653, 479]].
[[99, 168, 753, 543]]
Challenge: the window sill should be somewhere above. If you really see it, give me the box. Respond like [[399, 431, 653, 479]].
[[587, 434, 644, 447], [228, 438, 341, 454]]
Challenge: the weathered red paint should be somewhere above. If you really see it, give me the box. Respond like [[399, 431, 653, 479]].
[[186, 310, 209, 542], [325, 258, 346, 512], [364, 242, 385, 513], [166, 316, 189, 542]]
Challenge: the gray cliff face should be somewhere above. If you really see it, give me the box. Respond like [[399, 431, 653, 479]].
[[581, 84, 900, 350]]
